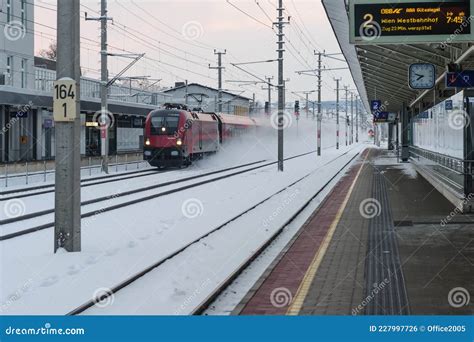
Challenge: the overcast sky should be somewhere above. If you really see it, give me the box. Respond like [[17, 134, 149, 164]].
[[34, 0, 356, 104]]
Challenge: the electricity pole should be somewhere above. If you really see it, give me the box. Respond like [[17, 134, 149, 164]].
[[86, 0, 112, 173], [316, 51, 322, 156], [334, 78, 341, 150], [210, 49, 226, 113], [55, 0, 81, 252], [356, 95, 359, 143], [351, 92, 354, 145], [276, 0, 287, 172], [344, 85, 349, 146], [295, 52, 347, 155]]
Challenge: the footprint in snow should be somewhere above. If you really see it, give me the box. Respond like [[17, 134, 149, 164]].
[[40, 275, 58, 287], [128, 241, 137, 248], [173, 288, 186, 297], [67, 265, 82, 275], [104, 248, 119, 256], [138, 235, 150, 241], [85, 256, 99, 265]]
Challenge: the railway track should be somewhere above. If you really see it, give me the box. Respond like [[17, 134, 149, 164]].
[[1, 150, 320, 241], [0, 167, 161, 199], [66, 148, 360, 315]]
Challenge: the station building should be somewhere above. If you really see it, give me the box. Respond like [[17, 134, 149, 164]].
[[162, 82, 251, 116], [0, 1, 251, 164]]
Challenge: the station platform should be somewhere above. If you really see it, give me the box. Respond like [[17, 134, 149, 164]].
[[234, 148, 474, 315]]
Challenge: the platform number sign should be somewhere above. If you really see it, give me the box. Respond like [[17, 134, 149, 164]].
[[53, 78, 77, 122]]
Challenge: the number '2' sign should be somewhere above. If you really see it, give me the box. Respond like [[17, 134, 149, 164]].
[[53, 78, 77, 122]]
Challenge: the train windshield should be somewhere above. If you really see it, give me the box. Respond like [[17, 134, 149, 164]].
[[150, 113, 180, 135]]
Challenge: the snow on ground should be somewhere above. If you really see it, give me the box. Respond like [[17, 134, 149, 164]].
[[391, 163, 418, 179], [0, 116, 370, 315]]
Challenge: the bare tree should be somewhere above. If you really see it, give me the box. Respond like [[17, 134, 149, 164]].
[[39, 41, 58, 60]]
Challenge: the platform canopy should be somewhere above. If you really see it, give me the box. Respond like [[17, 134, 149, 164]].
[[322, 0, 474, 115]]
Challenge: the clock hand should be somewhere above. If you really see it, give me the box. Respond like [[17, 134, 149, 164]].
[[415, 73, 425, 81]]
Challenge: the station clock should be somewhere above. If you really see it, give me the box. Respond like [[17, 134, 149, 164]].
[[409, 63, 436, 90]]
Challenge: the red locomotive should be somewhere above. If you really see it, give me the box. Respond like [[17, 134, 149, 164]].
[[143, 104, 260, 168]]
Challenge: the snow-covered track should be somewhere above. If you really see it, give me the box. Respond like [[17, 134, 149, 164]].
[[0, 168, 161, 199], [67, 149, 359, 315], [1, 151, 321, 241], [0, 159, 272, 241]]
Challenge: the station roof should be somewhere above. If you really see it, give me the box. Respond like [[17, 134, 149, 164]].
[[163, 83, 252, 101], [322, 0, 474, 114]]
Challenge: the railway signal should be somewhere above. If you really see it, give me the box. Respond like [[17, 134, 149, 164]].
[[265, 101, 270, 115]]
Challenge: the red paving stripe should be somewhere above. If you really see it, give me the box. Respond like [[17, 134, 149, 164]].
[[239, 149, 369, 315]]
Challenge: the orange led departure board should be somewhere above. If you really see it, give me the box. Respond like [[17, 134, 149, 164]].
[[350, 0, 474, 44]]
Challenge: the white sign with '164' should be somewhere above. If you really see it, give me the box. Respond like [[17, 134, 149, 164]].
[[53, 77, 77, 122]]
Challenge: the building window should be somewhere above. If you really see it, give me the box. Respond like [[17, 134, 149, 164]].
[[21, 59, 27, 88], [6, 56, 13, 85], [7, 0, 12, 22], [21, 0, 26, 26]]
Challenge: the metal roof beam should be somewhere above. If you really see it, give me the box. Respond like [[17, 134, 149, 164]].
[[361, 73, 416, 96], [358, 56, 408, 73], [363, 78, 415, 98], [358, 47, 413, 67], [376, 45, 445, 68], [404, 44, 451, 61], [360, 64, 409, 84]]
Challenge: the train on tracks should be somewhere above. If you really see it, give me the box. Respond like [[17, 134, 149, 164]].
[[143, 103, 267, 168]]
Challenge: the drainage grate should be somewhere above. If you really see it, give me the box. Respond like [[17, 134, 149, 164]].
[[364, 170, 410, 315]]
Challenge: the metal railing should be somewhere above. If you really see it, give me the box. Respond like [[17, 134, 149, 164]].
[[409, 146, 465, 175], [1, 154, 149, 188], [409, 146, 468, 194], [35, 68, 168, 106]]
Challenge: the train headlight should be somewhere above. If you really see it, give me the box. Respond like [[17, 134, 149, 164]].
[[145, 138, 151, 146], [176, 139, 183, 146]]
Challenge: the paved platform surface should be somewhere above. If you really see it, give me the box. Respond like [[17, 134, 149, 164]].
[[235, 148, 474, 315]]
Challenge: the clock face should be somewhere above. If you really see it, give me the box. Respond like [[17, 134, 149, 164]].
[[409, 63, 436, 90]]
